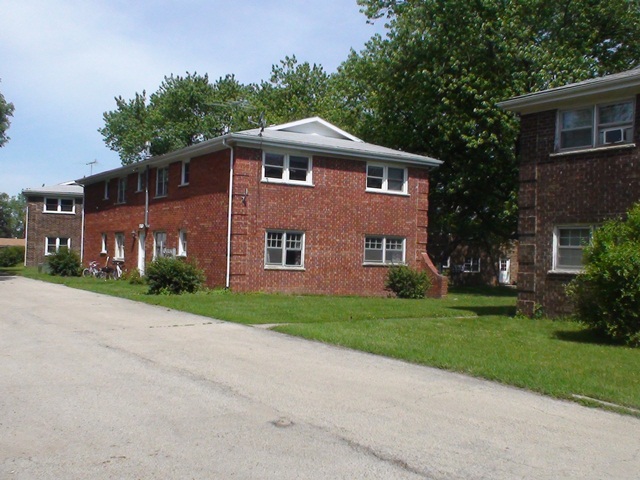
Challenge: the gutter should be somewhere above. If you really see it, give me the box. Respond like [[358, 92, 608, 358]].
[[223, 138, 234, 289]]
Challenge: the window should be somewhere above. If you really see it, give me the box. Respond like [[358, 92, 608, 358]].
[[153, 231, 167, 260], [559, 100, 634, 150], [45, 237, 70, 255], [101, 233, 107, 254], [265, 231, 304, 268], [104, 179, 110, 199], [137, 171, 146, 192], [462, 258, 481, 273], [117, 177, 127, 204], [156, 166, 169, 197], [364, 236, 405, 265], [114, 233, 125, 260], [181, 161, 190, 185], [262, 152, 312, 185], [366, 163, 408, 194], [178, 229, 187, 256], [553, 226, 593, 271], [43, 197, 74, 214]]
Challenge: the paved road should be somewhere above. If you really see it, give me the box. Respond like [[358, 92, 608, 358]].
[[1, 276, 639, 479]]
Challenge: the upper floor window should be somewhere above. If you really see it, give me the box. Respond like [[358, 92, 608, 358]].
[[104, 179, 110, 199], [265, 231, 304, 268], [117, 177, 127, 204], [137, 171, 146, 192], [44, 197, 75, 214], [262, 152, 312, 185], [559, 100, 634, 150], [364, 236, 405, 265], [114, 233, 125, 260], [553, 226, 593, 272], [366, 163, 408, 194], [181, 161, 190, 186], [45, 237, 70, 255], [156, 166, 169, 197]]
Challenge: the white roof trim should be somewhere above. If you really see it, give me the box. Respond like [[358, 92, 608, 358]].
[[266, 117, 363, 142]]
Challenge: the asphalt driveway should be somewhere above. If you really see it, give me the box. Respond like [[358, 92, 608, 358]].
[[1, 276, 639, 479]]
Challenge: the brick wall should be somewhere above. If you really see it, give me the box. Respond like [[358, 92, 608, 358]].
[[24, 196, 83, 267], [83, 146, 447, 297], [517, 94, 640, 316]]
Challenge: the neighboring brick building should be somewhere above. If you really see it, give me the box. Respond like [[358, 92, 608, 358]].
[[499, 68, 640, 316], [77, 118, 447, 297], [22, 182, 84, 268]]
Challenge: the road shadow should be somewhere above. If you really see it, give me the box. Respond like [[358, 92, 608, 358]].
[[553, 328, 626, 347], [450, 305, 517, 317]]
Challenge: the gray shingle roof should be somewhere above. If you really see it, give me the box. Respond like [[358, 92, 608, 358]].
[[22, 182, 83, 197]]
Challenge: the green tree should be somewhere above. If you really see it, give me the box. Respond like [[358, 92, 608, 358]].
[[0, 80, 14, 147], [100, 73, 254, 165], [340, 0, 640, 261], [0, 193, 25, 238]]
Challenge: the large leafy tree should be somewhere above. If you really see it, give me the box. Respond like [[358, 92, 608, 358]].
[[338, 0, 640, 264], [100, 73, 254, 165], [0, 80, 14, 148], [0, 193, 26, 238]]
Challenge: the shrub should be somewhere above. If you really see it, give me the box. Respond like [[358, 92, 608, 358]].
[[146, 257, 205, 294], [0, 246, 24, 267], [122, 268, 144, 285], [567, 203, 640, 347], [47, 248, 82, 277], [385, 265, 431, 299]]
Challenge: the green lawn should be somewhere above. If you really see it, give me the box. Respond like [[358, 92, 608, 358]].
[[11, 267, 640, 414]]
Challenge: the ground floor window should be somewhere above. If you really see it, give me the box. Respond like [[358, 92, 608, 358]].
[[114, 233, 125, 260], [265, 231, 304, 268], [154, 231, 167, 259], [45, 237, 70, 255], [364, 236, 405, 264], [553, 226, 593, 271], [178, 229, 187, 256], [462, 257, 481, 273]]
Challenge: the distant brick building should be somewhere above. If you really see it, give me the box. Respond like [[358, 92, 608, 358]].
[[77, 118, 447, 297], [500, 68, 640, 316], [22, 182, 84, 268]]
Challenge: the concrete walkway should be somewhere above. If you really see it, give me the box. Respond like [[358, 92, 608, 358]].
[[1, 276, 638, 479]]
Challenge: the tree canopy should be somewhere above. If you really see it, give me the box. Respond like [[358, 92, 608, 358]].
[[0, 80, 14, 148], [0, 193, 26, 238]]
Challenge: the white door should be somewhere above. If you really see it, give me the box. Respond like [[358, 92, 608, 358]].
[[138, 232, 146, 276], [498, 258, 510, 284]]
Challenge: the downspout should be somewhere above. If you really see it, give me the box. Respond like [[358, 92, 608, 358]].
[[80, 194, 85, 263], [223, 138, 234, 289], [144, 165, 150, 228]]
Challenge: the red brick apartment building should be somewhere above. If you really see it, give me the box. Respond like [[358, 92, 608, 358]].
[[78, 118, 447, 296], [499, 68, 640, 316], [22, 182, 84, 268]]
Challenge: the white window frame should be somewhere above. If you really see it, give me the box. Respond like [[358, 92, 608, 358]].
[[261, 151, 313, 186], [462, 257, 481, 273], [363, 236, 406, 265], [153, 231, 167, 260], [45, 237, 70, 255], [558, 99, 635, 151], [552, 225, 594, 273], [136, 171, 145, 192], [264, 230, 305, 269], [156, 166, 169, 197], [43, 197, 75, 214], [100, 233, 107, 254], [117, 177, 127, 204], [114, 232, 125, 260], [366, 163, 408, 195], [104, 179, 110, 200], [178, 229, 187, 257], [180, 161, 190, 186]]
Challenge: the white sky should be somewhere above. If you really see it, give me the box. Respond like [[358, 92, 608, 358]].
[[0, 0, 385, 196]]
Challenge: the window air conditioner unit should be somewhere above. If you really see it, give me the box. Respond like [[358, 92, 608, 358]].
[[603, 127, 625, 144]]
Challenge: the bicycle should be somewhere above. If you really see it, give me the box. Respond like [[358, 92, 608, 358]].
[[82, 260, 107, 279], [111, 260, 124, 280]]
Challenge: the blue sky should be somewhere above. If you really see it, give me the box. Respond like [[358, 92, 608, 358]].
[[0, 0, 385, 196]]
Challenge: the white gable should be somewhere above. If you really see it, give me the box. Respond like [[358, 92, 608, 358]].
[[266, 117, 363, 143]]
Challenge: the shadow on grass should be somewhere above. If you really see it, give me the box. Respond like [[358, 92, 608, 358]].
[[554, 328, 626, 347], [450, 305, 517, 317], [448, 285, 517, 298]]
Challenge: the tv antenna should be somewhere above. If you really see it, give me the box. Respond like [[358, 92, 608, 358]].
[[86, 159, 98, 175], [248, 112, 266, 135]]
